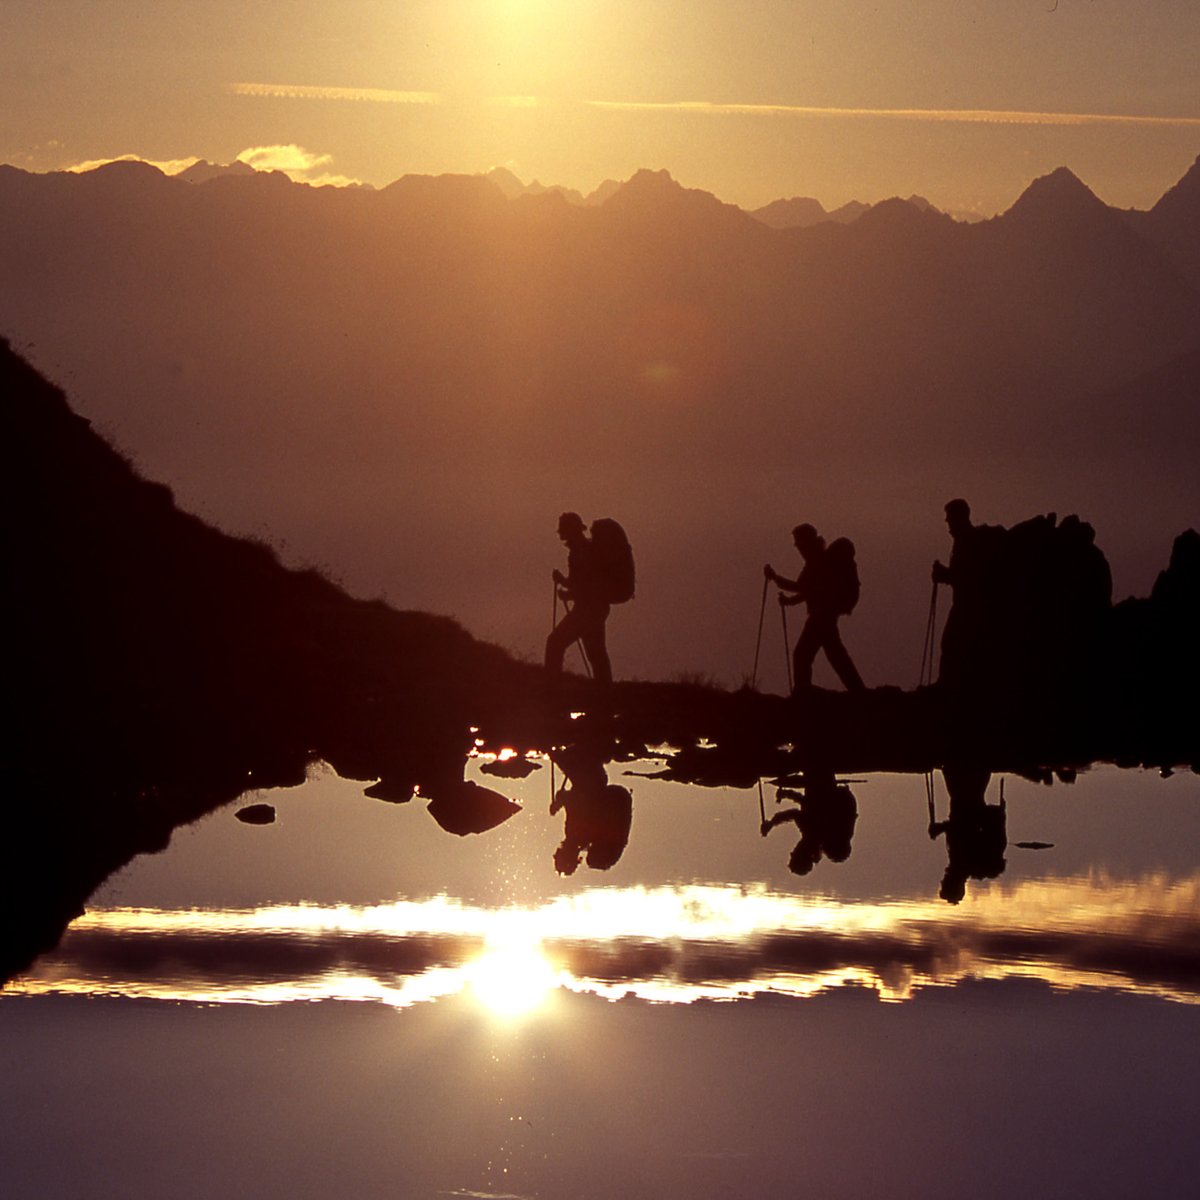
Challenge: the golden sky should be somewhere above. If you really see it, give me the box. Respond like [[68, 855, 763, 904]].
[[3, 1, 1198, 212]]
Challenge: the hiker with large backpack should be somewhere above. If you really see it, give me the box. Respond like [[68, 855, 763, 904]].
[[545, 511, 634, 687], [764, 523, 865, 695]]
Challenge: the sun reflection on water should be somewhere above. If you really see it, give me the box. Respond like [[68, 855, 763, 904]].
[[9, 874, 1200, 1011], [466, 931, 559, 1018]]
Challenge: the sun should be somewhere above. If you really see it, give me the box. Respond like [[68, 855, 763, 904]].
[[467, 933, 559, 1018]]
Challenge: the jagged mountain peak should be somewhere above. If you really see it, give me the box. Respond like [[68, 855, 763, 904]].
[[749, 195, 828, 229], [603, 168, 743, 221], [1004, 166, 1109, 222], [483, 166, 525, 199], [1151, 153, 1200, 219]]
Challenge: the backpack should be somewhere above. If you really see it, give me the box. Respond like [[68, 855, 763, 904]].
[[590, 518, 636, 604], [825, 537, 860, 615]]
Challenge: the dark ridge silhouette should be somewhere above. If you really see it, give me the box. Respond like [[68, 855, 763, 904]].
[[481, 166, 614, 207], [1002, 165, 1109, 227], [749, 192, 977, 230], [749, 194, 830, 229], [1130, 153, 1200, 288], [176, 159, 259, 185], [3, 335, 543, 978]]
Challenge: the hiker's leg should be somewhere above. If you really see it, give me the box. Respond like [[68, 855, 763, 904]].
[[545, 608, 584, 674], [822, 622, 866, 692], [578, 609, 614, 686], [792, 616, 822, 691], [581, 617, 612, 686]]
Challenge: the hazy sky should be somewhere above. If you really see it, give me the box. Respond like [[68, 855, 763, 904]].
[[2, 1, 1198, 212]]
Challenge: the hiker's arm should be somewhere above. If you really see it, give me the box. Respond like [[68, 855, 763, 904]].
[[931, 560, 952, 584], [777, 575, 807, 604], [553, 568, 576, 600], [766, 565, 803, 593]]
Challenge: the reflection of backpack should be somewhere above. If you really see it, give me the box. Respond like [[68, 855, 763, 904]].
[[826, 537, 860, 615], [590, 518, 636, 604]]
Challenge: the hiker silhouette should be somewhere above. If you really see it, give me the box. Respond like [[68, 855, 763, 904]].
[[545, 511, 613, 686], [765, 523, 864, 694], [931, 499, 1007, 692], [933, 500, 1116, 707]]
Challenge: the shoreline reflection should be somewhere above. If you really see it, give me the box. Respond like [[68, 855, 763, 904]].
[[11, 871, 1200, 1009]]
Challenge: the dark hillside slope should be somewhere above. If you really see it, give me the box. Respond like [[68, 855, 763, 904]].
[[3, 336, 541, 976]]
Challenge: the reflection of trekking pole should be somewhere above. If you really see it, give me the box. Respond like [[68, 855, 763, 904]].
[[918, 581, 939, 688], [751, 576, 769, 689], [757, 777, 767, 827], [781, 602, 793, 694]]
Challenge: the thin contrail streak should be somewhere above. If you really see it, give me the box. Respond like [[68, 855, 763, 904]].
[[230, 82, 1200, 128], [584, 100, 1200, 127]]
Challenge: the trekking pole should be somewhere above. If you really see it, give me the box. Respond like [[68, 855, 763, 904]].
[[780, 601, 793, 694], [918, 589, 929, 687], [751, 575, 769, 690], [918, 581, 939, 688]]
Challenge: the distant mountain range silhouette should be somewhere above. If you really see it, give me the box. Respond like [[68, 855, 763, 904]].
[[0, 153, 1196, 684], [144, 155, 1112, 228]]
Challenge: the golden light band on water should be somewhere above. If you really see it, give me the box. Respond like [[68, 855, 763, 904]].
[[8, 874, 1200, 1010]]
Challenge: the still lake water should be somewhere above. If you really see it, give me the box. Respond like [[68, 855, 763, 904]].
[[3, 759, 1198, 1198]]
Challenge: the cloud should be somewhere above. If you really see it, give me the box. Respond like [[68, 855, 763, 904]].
[[236, 144, 332, 173], [231, 82, 442, 105], [584, 100, 1200, 127], [231, 145, 366, 188], [63, 153, 202, 175], [305, 173, 370, 189], [231, 82, 543, 109]]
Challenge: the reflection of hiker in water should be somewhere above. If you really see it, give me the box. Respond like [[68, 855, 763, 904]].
[[546, 511, 613, 686], [550, 743, 633, 875], [927, 764, 1006, 904], [760, 771, 858, 876], [765, 523, 864, 693], [931, 499, 1004, 690]]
